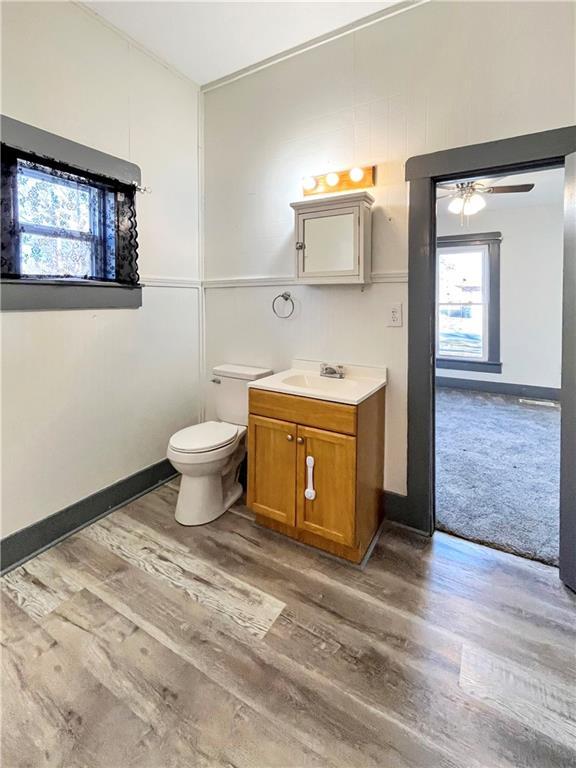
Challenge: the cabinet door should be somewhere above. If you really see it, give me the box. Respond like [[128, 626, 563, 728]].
[[248, 415, 297, 526], [298, 207, 359, 279], [296, 425, 356, 546]]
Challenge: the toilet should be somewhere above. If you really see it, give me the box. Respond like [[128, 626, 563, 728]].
[[167, 363, 272, 526]]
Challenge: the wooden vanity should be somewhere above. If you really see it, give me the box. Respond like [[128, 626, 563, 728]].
[[247, 385, 385, 563]]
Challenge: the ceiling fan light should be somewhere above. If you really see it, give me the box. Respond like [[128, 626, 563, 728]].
[[463, 193, 486, 215], [448, 196, 464, 214]]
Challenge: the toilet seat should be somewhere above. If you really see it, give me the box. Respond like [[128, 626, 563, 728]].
[[169, 421, 239, 454]]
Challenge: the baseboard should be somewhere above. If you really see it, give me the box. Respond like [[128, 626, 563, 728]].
[[1, 459, 177, 574], [436, 377, 560, 401], [383, 491, 410, 524]]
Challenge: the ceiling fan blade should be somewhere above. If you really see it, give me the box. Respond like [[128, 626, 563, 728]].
[[436, 193, 453, 199], [436, 184, 458, 191], [474, 176, 510, 187], [487, 184, 535, 194]]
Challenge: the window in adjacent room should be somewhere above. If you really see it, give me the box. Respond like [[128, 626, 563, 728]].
[[436, 233, 502, 373]]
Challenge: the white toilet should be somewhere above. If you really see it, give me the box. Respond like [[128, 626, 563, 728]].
[[167, 363, 272, 526]]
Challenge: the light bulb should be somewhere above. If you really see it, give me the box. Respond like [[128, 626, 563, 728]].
[[302, 176, 317, 191], [448, 196, 464, 214], [349, 167, 364, 183], [463, 193, 486, 215], [325, 172, 340, 187]]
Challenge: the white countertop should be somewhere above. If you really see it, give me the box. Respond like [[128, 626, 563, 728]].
[[247, 359, 387, 405]]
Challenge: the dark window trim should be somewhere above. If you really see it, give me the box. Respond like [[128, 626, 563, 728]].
[[1, 115, 140, 186], [436, 359, 502, 374], [1, 116, 142, 310], [1, 279, 141, 311], [436, 231, 502, 372]]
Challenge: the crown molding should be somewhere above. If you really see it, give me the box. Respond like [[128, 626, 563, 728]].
[[201, 0, 429, 93]]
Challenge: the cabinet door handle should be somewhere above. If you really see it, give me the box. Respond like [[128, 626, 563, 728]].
[[297, 437, 304, 444], [305, 455, 316, 501], [286, 434, 294, 441]]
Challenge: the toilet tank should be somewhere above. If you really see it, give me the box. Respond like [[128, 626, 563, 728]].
[[212, 364, 272, 426]]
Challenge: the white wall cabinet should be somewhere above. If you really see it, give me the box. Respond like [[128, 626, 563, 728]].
[[290, 192, 374, 284]]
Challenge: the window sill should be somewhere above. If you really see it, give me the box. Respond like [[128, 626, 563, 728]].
[[1, 279, 142, 311], [436, 358, 502, 374]]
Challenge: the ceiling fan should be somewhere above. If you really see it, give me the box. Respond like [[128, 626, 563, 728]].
[[437, 179, 535, 216]]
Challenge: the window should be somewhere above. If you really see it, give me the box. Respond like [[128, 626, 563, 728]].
[[436, 233, 502, 373], [15, 158, 118, 280], [1, 116, 141, 310]]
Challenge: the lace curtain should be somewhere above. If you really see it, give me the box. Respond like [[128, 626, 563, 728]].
[[1, 145, 139, 285]]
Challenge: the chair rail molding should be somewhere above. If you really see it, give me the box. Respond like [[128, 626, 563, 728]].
[[141, 275, 203, 289], [202, 270, 408, 289], [371, 270, 408, 284]]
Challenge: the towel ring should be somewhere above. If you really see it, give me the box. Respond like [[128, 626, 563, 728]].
[[272, 291, 295, 319]]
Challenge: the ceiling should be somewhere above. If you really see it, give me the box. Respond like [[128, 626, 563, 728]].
[[84, 1, 396, 86], [436, 167, 565, 213]]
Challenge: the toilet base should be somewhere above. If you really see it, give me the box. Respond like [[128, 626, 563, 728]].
[[174, 474, 243, 527]]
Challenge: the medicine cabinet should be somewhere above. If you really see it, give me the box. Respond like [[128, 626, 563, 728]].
[[290, 191, 374, 284]]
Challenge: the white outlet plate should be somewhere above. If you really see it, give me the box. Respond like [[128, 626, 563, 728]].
[[387, 303, 403, 327]]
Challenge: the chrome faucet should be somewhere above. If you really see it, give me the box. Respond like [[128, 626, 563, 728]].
[[320, 363, 345, 379]]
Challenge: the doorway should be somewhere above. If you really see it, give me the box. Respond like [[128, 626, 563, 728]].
[[403, 126, 576, 591], [434, 166, 564, 565]]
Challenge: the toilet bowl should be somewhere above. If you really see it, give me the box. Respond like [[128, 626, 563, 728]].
[[168, 421, 247, 525], [167, 363, 272, 526]]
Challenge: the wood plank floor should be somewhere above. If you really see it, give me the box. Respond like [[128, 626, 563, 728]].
[[2, 479, 575, 768]]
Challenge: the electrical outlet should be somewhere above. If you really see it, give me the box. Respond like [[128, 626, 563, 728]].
[[387, 303, 403, 327]]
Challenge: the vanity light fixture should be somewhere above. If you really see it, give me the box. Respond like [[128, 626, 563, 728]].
[[302, 176, 317, 192], [349, 166, 365, 182], [302, 165, 375, 196]]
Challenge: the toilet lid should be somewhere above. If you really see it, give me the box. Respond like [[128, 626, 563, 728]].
[[169, 421, 239, 453]]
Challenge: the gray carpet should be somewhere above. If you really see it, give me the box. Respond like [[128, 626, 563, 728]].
[[435, 387, 560, 565]]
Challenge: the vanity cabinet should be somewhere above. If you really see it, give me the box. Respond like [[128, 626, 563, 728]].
[[247, 387, 385, 563], [290, 192, 374, 285]]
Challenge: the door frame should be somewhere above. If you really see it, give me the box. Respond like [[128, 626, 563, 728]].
[[404, 126, 576, 586]]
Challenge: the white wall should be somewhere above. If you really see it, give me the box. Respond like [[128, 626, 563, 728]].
[[1, 2, 201, 537], [204, 283, 407, 492], [203, 0, 575, 495], [437, 201, 565, 389]]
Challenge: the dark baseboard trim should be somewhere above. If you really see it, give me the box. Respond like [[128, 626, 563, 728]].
[[436, 377, 561, 401], [1, 459, 177, 574], [382, 490, 432, 534]]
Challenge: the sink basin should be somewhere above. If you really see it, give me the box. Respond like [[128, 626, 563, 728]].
[[248, 360, 387, 405], [282, 373, 360, 393]]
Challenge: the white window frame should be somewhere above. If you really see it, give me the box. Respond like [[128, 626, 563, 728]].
[[435, 232, 502, 374]]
